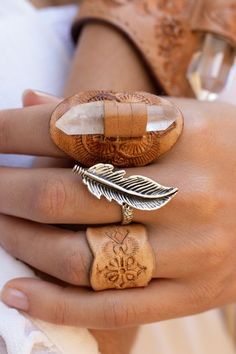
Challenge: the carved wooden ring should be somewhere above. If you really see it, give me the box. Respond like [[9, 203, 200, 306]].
[[50, 91, 184, 167], [86, 224, 155, 291]]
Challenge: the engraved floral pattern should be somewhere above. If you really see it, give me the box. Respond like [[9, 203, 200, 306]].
[[155, 17, 186, 57], [99, 255, 146, 288], [97, 228, 147, 289]]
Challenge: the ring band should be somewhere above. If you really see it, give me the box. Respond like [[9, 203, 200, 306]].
[[121, 203, 133, 225], [86, 224, 155, 291], [73, 163, 178, 225]]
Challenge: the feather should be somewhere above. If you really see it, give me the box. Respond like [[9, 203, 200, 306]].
[[73, 163, 178, 211]]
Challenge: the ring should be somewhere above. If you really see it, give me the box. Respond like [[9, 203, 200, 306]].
[[50, 90, 184, 168], [86, 224, 155, 290], [73, 163, 178, 224], [121, 204, 133, 225]]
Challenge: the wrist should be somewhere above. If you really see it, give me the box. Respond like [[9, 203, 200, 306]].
[[64, 23, 156, 95]]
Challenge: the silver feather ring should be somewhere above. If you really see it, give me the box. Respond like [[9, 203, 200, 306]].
[[73, 163, 178, 224]]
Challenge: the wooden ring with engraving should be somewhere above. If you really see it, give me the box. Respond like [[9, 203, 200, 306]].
[[86, 224, 155, 291], [50, 90, 183, 167]]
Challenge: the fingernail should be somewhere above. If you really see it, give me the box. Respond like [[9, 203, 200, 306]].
[[22, 89, 55, 100], [1, 287, 29, 311]]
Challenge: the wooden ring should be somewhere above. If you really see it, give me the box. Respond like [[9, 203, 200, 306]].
[[86, 224, 155, 291], [50, 90, 184, 167]]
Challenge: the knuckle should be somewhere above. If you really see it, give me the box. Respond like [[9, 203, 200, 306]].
[[51, 292, 68, 325], [195, 113, 210, 136], [103, 298, 130, 328], [190, 176, 222, 222], [33, 177, 67, 221], [189, 276, 227, 311], [61, 247, 86, 285], [188, 111, 211, 151], [188, 280, 217, 310], [204, 228, 231, 268]]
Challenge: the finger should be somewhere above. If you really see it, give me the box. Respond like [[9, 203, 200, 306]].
[[0, 214, 92, 286], [0, 166, 121, 224], [0, 96, 199, 160], [0, 162, 209, 226], [0, 164, 195, 225], [22, 90, 62, 107], [0, 215, 214, 286], [1, 278, 206, 328], [0, 103, 66, 157], [21, 92, 72, 168]]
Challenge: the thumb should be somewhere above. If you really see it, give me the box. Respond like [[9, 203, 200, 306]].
[[22, 89, 62, 107]]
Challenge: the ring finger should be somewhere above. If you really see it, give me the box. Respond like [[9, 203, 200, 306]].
[[0, 214, 210, 286]]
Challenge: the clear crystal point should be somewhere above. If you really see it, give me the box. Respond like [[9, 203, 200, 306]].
[[187, 34, 236, 101], [56, 102, 179, 135]]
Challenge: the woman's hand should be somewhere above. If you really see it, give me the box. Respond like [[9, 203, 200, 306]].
[[0, 96, 236, 328]]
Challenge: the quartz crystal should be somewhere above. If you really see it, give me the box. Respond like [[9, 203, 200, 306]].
[[56, 101, 179, 135], [187, 34, 236, 101]]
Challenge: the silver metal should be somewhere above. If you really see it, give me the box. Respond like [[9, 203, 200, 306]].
[[73, 163, 178, 223], [121, 203, 134, 225]]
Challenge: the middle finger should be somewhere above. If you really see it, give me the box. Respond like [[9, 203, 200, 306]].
[[0, 166, 185, 225], [0, 167, 122, 224]]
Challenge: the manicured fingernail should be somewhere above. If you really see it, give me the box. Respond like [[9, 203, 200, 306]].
[[1, 288, 29, 311]]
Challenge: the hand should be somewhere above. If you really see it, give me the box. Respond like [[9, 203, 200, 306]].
[[0, 95, 235, 329]]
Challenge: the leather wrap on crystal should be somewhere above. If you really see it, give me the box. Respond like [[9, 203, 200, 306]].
[[50, 91, 183, 167]]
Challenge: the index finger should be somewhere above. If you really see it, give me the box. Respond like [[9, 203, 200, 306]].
[[0, 104, 66, 157]]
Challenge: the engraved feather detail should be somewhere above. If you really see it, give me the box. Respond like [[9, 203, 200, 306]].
[[73, 163, 178, 211]]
